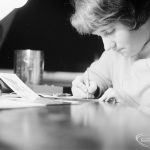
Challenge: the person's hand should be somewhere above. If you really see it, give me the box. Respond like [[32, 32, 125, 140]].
[[71, 75, 98, 98], [98, 88, 120, 104]]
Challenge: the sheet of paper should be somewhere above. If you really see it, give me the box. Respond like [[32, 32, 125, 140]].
[[0, 94, 80, 109], [0, 73, 39, 101], [0, 94, 45, 108], [39, 93, 95, 101], [36, 96, 81, 105], [0, 73, 84, 109]]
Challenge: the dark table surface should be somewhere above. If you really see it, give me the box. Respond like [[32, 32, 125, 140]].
[[0, 100, 150, 150]]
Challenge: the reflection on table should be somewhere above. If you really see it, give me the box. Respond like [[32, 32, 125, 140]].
[[71, 102, 150, 150], [0, 101, 149, 150]]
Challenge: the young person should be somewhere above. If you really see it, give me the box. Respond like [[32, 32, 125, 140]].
[[70, 0, 150, 106]]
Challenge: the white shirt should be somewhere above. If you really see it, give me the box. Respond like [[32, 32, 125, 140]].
[[89, 50, 150, 106]]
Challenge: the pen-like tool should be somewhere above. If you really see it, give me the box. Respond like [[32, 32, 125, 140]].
[[86, 68, 90, 99]]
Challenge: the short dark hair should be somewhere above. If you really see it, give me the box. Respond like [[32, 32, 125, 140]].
[[70, 0, 150, 34]]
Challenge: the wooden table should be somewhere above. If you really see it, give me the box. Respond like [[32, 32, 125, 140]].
[[0, 101, 150, 150], [0, 70, 150, 150]]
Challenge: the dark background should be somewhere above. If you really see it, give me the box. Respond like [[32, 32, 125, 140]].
[[0, 0, 103, 72]]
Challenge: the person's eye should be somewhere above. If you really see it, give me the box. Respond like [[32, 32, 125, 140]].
[[103, 29, 115, 36]]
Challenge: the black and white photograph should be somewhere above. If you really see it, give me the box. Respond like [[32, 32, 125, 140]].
[[0, 0, 150, 150]]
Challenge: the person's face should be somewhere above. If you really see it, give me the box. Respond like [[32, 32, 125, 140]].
[[93, 22, 150, 57]]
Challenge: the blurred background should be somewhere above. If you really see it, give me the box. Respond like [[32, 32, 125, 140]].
[[0, 0, 104, 72]]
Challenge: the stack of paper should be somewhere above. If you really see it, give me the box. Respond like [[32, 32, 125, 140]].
[[0, 73, 83, 109]]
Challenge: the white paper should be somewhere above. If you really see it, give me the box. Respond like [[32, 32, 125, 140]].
[[0, 94, 80, 109], [0, 94, 45, 109], [39, 93, 93, 100], [0, 73, 81, 109], [0, 73, 39, 101]]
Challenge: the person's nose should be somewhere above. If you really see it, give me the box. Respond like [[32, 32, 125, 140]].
[[102, 38, 116, 51]]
